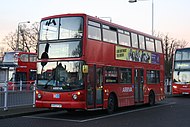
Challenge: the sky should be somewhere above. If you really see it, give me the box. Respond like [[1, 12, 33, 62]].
[[0, 0, 190, 50]]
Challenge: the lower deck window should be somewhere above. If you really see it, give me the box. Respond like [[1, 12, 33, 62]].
[[147, 70, 160, 84]]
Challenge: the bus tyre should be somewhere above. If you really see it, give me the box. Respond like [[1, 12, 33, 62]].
[[107, 94, 116, 114], [149, 91, 155, 106]]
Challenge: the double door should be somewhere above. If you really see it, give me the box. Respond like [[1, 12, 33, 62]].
[[134, 68, 144, 103], [87, 65, 103, 108]]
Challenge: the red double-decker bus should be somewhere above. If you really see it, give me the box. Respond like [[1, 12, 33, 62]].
[[172, 48, 190, 95], [3, 51, 37, 90], [35, 13, 165, 113]]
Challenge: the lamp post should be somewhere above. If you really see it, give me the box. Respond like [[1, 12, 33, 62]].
[[16, 21, 30, 51], [129, 0, 154, 36], [99, 17, 112, 22]]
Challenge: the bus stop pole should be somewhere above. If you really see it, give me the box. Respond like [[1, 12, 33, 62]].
[[4, 68, 9, 111], [33, 80, 36, 107], [4, 82, 8, 111], [20, 80, 22, 91]]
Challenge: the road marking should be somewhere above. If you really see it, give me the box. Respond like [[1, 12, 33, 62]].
[[23, 102, 176, 123], [23, 116, 82, 122]]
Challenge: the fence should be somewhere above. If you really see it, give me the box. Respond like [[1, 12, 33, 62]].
[[0, 81, 36, 111]]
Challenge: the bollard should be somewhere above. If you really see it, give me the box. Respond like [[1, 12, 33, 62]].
[[4, 81, 8, 111]]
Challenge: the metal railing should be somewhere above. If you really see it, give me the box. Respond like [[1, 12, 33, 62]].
[[0, 81, 36, 111]]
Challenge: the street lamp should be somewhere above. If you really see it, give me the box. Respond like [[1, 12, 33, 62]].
[[99, 17, 112, 22], [129, 0, 154, 36], [16, 21, 30, 51]]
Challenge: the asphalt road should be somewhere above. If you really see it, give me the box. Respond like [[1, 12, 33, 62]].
[[0, 96, 190, 127]]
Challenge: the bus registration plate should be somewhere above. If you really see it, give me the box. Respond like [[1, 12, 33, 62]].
[[51, 104, 62, 108], [182, 92, 189, 95]]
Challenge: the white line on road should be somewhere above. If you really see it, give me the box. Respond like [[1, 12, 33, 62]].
[[23, 102, 176, 123]]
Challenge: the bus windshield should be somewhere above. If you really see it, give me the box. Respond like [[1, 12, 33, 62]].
[[3, 52, 18, 64], [173, 61, 190, 84], [39, 17, 83, 40], [37, 61, 84, 91], [173, 48, 190, 84], [38, 41, 82, 59], [173, 71, 190, 84]]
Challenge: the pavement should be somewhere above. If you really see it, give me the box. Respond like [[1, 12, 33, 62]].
[[0, 106, 49, 119]]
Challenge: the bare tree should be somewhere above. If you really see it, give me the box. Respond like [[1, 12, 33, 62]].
[[157, 33, 189, 80], [3, 22, 39, 52]]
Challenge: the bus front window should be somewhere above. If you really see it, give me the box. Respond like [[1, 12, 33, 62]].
[[37, 61, 84, 91], [173, 61, 190, 83], [39, 17, 83, 41], [38, 41, 82, 59], [39, 18, 59, 40], [173, 71, 190, 84]]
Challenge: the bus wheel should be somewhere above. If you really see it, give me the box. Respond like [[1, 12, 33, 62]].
[[107, 94, 116, 114], [149, 91, 155, 106]]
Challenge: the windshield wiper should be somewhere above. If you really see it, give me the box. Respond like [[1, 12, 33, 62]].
[[44, 72, 55, 89]]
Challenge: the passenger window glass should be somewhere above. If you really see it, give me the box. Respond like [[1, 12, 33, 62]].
[[139, 35, 145, 50], [29, 55, 37, 62], [119, 68, 132, 83], [105, 67, 118, 83], [147, 70, 160, 84], [60, 17, 83, 39], [88, 26, 101, 40], [103, 29, 117, 44], [20, 54, 29, 62], [146, 37, 155, 52], [88, 21, 101, 40], [118, 31, 131, 47], [155, 40, 163, 53], [131, 33, 138, 48]]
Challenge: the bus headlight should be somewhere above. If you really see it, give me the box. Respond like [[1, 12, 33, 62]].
[[173, 86, 177, 89], [72, 94, 77, 100], [37, 93, 42, 99]]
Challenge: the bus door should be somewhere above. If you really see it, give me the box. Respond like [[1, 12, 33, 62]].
[[134, 68, 144, 103], [87, 65, 103, 109]]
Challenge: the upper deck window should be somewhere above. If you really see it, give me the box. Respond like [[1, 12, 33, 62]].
[[118, 29, 131, 47], [60, 17, 83, 39], [20, 54, 29, 62], [175, 51, 182, 60], [146, 37, 155, 52], [88, 21, 101, 40], [29, 54, 37, 62], [155, 40, 163, 53], [39, 17, 83, 40], [102, 25, 117, 44], [175, 49, 190, 61], [39, 18, 59, 40], [131, 33, 138, 48], [182, 51, 190, 60], [139, 35, 145, 50]]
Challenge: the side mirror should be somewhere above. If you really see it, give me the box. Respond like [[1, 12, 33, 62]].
[[82, 65, 88, 74]]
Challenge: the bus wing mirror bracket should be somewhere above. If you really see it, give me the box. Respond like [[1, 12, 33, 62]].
[[82, 65, 88, 74]]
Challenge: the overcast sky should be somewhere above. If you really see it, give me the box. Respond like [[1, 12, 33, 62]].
[[1, 0, 190, 48]]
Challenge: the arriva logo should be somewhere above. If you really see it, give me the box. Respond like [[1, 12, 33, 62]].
[[122, 87, 132, 92]]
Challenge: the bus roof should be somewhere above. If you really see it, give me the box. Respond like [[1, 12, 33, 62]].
[[4, 51, 37, 55], [41, 13, 161, 41], [176, 47, 190, 51]]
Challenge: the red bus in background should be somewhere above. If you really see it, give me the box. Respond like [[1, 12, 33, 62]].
[[3, 51, 37, 90], [36, 13, 165, 113], [172, 48, 190, 95]]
